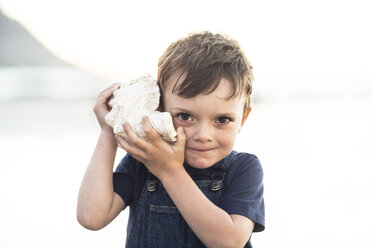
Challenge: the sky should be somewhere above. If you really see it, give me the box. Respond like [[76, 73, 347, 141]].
[[1, 0, 371, 96]]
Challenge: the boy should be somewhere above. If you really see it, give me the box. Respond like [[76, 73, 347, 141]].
[[77, 31, 265, 247]]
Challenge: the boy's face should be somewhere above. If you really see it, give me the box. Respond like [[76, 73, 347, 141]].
[[163, 75, 250, 169]]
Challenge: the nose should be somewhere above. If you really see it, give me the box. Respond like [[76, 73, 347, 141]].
[[192, 123, 213, 142]]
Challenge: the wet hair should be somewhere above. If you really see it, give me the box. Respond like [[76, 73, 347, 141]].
[[157, 31, 254, 114]]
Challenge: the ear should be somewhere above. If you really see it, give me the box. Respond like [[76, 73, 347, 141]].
[[238, 106, 252, 133]]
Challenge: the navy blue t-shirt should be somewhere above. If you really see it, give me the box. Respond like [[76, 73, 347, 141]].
[[113, 151, 265, 232]]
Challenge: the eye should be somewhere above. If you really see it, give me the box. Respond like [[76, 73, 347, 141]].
[[177, 113, 193, 122], [216, 117, 232, 124]]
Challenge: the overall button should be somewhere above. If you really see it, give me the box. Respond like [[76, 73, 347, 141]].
[[209, 180, 222, 191], [147, 180, 158, 192]]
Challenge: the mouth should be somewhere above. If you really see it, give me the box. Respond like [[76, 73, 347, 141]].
[[188, 147, 214, 153]]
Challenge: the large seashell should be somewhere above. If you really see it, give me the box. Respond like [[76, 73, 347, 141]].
[[104, 73, 177, 143]]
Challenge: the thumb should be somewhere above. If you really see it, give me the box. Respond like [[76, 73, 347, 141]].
[[175, 126, 186, 147]]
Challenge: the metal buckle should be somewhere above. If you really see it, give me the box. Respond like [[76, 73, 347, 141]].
[[146, 180, 158, 192]]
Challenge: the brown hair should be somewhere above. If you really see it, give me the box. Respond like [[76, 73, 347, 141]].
[[157, 31, 254, 114]]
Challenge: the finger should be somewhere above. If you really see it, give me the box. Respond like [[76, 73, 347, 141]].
[[101, 83, 121, 97], [174, 126, 186, 149], [115, 134, 147, 158], [142, 116, 162, 143], [95, 84, 121, 114], [105, 83, 121, 106], [123, 122, 150, 150], [97, 83, 120, 102]]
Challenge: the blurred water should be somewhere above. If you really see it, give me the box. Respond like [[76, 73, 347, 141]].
[[0, 66, 108, 100], [0, 68, 371, 247]]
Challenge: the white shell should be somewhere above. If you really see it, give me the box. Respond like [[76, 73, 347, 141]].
[[104, 73, 177, 142]]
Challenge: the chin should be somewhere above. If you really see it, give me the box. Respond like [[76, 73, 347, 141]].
[[185, 157, 215, 169]]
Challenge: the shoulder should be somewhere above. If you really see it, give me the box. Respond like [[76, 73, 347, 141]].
[[114, 153, 147, 174], [113, 153, 148, 186], [221, 152, 265, 231], [113, 153, 148, 207], [232, 151, 261, 165], [222, 151, 264, 195], [228, 152, 263, 180]]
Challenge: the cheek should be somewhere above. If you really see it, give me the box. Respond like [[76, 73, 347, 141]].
[[217, 127, 240, 146], [173, 121, 192, 140], [217, 132, 235, 146]]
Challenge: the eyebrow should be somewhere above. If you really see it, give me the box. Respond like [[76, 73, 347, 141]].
[[169, 107, 193, 114], [170, 107, 238, 117]]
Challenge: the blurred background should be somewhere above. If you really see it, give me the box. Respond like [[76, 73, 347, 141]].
[[0, 0, 371, 247]]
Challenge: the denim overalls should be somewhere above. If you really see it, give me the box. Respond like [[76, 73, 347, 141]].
[[125, 152, 252, 247]]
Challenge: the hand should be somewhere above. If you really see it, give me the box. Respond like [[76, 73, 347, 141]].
[[93, 83, 121, 131], [115, 116, 186, 179]]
